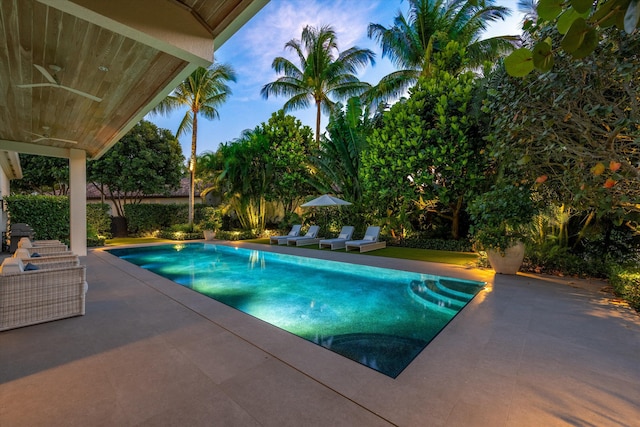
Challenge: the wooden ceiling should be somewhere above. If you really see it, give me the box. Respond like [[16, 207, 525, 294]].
[[0, 0, 267, 160]]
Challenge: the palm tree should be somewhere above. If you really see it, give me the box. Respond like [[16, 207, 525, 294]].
[[367, 0, 517, 105], [153, 63, 236, 226], [261, 24, 375, 146]]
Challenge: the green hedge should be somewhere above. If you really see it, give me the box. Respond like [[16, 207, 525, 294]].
[[609, 265, 640, 311], [124, 203, 188, 235], [5, 195, 69, 241], [87, 203, 111, 238], [392, 236, 473, 252]]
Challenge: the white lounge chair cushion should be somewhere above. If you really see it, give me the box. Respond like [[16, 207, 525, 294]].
[[363, 235, 375, 241], [18, 239, 33, 249], [338, 233, 348, 239], [288, 230, 298, 236], [13, 248, 31, 260], [1, 258, 24, 274]]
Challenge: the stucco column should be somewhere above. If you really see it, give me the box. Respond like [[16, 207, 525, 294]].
[[69, 149, 87, 256]]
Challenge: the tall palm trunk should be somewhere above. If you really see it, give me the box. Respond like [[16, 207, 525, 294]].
[[190, 113, 198, 226], [315, 100, 322, 147]]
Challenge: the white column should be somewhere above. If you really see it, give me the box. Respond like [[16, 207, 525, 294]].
[[69, 149, 87, 256]]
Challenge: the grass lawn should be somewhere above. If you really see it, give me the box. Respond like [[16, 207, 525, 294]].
[[244, 238, 478, 267], [105, 237, 176, 246]]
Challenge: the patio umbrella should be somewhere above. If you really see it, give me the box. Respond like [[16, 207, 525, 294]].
[[301, 194, 352, 232], [301, 194, 352, 208]]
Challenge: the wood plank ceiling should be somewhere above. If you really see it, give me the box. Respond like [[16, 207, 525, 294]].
[[0, 0, 267, 160]]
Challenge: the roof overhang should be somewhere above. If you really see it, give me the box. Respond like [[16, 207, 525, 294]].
[[0, 0, 268, 161]]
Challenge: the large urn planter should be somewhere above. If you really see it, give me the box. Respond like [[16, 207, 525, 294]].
[[203, 230, 217, 241], [486, 241, 525, 275]]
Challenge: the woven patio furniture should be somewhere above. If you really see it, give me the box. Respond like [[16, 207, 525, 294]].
[[0, 260, 88, 331]]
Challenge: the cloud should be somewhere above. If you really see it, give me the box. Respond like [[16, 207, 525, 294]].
[[221, 0, 383, 88]]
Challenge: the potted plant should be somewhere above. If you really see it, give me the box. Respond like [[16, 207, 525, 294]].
[[468, 183, 537, 274], [199, 207, 222, 241]]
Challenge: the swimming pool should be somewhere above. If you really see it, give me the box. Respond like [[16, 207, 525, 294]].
[[108, 243, 485, 378]]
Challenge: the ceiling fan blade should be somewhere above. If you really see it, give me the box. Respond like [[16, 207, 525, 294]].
[[33, 64, 57, 84], [27, 131, 77, 144], [17, 83, 54, 88], [27, 132, 47, 142], [49, 137, 78, 144], [59, 85, 102, 102]]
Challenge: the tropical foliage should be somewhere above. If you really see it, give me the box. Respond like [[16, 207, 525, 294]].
[[505, 0, 640, 76], [261, 24, 375, 145], [308, 97, 371, 204], [153, 63, 236, 225], [367, 0, 517, 104]]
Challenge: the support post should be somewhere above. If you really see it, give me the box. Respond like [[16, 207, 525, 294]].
[[69, 149, 87, 256]]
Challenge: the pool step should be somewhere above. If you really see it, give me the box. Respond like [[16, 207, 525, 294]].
[[408, 279, 475, 314]]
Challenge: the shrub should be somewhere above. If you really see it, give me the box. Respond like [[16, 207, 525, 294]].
[[125, 203, 188, 235], [609, 265, 640, 311], [5, 195, 69, 241], [87, 203, 111, 238], [391, 235, 473, 252], [216, 229, 259, 240]]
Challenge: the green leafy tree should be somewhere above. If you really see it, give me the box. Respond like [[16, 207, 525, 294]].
[[259, 110, 314, 214], [486, 27, 640, 231], [505, 0, 640, 76], [367, 0, 517, 104], [12, 155, 69, 195], [308, 97, 371, 204], [87, 120, 185, 218], [153, 63, 236, 225], [361, 42, 489, 240], [261, 24, 375, 146]]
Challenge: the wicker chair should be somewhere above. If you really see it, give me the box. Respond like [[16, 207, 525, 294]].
[[18, 238, 68, 252], [13, 249, 80, 269], [0, 259, 87, 331]]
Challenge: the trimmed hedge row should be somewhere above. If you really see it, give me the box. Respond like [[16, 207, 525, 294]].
[[124, 203, 213, 236], [124, 204, 188, 235], [5, 195, 69, 241], [609, 265, 640, 311], [87, 203, 111, 237]]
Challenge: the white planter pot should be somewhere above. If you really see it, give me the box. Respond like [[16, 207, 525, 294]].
[[203, 230, 216, 241], [486, 241, 525, 275]]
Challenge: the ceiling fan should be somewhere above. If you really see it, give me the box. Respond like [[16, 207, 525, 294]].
[[27, 128, 77, 144], [17, 64, 102, 102]]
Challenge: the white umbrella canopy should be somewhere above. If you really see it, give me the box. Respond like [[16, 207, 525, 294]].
[[301, 194, 352, 207]]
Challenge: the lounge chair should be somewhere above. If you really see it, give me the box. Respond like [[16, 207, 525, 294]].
[[345, 226, 386, 253], [18, 238, 69, 255], [19, 237, 63, 246], [287, 225, 321, 246], [319, 226, 355, 250], [0, 258, 88, 331], [270, 224, 302, 245], [13, 248, 81, 269]]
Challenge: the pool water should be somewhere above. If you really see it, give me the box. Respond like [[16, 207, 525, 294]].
[[109, 243, 485, 378]]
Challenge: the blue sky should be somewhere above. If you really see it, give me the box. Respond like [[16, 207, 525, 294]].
[[147, 0, 524, 158]]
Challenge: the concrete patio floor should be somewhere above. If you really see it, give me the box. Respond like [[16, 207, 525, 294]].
[[1, 241, 639, 426]]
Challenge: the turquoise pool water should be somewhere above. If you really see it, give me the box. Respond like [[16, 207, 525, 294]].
[[109, 243, 485, 378]]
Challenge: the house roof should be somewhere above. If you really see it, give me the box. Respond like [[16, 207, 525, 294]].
[[86, 177, 210, 199]]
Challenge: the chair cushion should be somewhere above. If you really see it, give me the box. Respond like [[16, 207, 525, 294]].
[[363, 235, 375, 241], [31, 252, 42, 257], [24, 263, 40, 271]]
